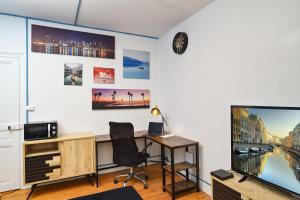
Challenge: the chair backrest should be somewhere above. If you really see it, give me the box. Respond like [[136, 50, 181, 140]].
[[109, 122, 139, 166]]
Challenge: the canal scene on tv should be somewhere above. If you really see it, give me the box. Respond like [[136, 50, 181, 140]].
[[232, 107, 300, 194]]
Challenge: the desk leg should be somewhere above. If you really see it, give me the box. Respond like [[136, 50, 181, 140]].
[[144, 137, 147, 168], [171, 148, 175, 200], [96, 142, 99, 188], [195, 144, 200, 192], [161, 145, 166, 192], [185, 146, 189, 182]]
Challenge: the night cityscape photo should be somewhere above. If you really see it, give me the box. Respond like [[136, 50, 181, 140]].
[[31, 25, 115, 59]]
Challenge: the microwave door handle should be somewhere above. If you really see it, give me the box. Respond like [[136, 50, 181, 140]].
[[48, 124, 50, 138]]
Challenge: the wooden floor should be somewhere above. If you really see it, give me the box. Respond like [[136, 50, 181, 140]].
[[0, 164, 211, 200]]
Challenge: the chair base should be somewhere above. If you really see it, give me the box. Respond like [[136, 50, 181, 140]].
[[114, 167, 149, 189]]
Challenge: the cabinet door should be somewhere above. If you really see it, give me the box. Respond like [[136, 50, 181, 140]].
[[60, 138, 95, 177], [212, 179, 242, 200]]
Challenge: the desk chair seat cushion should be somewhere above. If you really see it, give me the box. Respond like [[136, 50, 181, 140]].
[[118, 152, 148, 167], [109, 122, 149, 167]]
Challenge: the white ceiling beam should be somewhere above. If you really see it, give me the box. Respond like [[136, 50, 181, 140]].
[[74, 0, 82, 25]]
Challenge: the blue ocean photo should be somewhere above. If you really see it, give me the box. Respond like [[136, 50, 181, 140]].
[[123, 49, 150, 79]]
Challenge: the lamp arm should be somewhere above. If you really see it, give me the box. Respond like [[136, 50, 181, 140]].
[[160, 113, 169, 127]]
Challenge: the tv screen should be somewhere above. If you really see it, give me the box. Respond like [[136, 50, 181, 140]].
[[231, 105, 300, 196]]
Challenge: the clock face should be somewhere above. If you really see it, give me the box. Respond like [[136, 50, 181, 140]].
[[172, 32, 188, 54]]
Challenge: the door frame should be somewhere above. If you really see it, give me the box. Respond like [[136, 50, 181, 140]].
[[0, 52, 26, 190]]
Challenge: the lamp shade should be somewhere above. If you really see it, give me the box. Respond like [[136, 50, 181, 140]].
[[151, 105, 160, 115]]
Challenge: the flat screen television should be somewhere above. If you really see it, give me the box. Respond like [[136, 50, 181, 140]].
[[231, 105, 300, 197]]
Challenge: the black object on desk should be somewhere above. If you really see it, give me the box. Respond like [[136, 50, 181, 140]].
[[211, 169, 233, 180], [148, 122, 163, 136]]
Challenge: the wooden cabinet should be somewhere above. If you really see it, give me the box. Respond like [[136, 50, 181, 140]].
[[211, 172, 298, 200], [23, 133, 95, 185], [60, 138, 95, 177]]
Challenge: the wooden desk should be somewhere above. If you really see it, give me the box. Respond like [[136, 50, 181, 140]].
[[95, 131, 200, 200], [146, 135, 199, 200]]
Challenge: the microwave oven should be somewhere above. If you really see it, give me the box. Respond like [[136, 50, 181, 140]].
[[24, 121, 58, 141]]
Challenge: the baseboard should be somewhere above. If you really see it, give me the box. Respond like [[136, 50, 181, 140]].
[[200, 181, 211, 196]]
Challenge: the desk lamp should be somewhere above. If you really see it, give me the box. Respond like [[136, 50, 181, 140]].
[[151, 105, 169, 132]]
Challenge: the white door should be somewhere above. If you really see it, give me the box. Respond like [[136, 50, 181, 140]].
[[0, 56, 20, 192]]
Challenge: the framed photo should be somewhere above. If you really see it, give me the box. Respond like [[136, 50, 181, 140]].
[[123, 49, 150, 79], [64, 63, 83, 86], [92, 88, 150, 109], [93, 67, 115, 84], [32, 24, 115, 59]]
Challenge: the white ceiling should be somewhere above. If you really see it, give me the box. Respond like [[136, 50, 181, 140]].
[[0, 0, 80, 24], [0, 0, 214, 38]]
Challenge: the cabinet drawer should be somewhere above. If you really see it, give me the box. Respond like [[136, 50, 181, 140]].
[[25, 175, 49, 183], [213, 179, 242, 200], [25, 153, 60, 166], [25, 153, 61, 184], [46, 155, 60, 167], [46, 168, 61, 179]]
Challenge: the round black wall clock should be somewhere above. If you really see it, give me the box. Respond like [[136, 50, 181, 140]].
[[172, 32, 188, 54]]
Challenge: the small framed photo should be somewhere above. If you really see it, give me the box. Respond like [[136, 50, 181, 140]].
[[64, 63, 83, 86], [93, 67, 115, 84]]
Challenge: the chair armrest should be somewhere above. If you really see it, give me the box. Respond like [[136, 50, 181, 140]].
[[142, 142, 153, 154]]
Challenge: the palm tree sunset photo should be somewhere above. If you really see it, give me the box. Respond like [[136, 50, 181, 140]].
[[92, 88, 150, 109]]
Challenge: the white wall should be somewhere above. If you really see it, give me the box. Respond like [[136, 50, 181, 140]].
[[158, 0, 300, 194], [27, 20, 161, 169], [28, 20, 160, 133], [0, 15, 26, 54]]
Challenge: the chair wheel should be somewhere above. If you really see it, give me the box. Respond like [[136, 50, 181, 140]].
[[144, 183, 148, 189], [145, 174, 149, 180], [113, 179, 118, 184]]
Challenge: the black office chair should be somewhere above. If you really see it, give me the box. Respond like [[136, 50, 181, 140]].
[[109, 122, 152, 189]]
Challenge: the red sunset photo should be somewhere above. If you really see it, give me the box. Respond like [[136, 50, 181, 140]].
[[93, 67, 115, 84]]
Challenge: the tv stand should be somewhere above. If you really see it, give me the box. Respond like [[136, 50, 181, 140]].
[[238, 174, 248, 183], [211, 171, 297, 200]]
